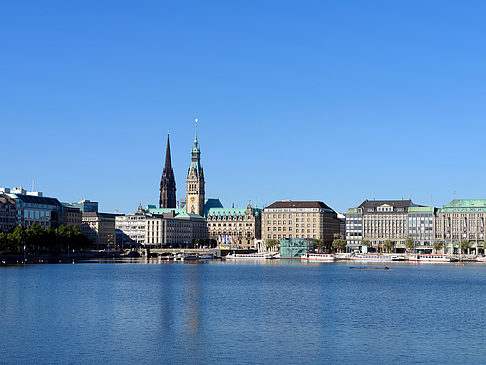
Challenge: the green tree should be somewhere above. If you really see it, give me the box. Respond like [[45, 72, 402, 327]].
[[405, 238, 414, 253], [461, 240, 471, 254], [383, 239, 394, 253], [361, 239, 370, 246], [332, 239, 347, 253], [433, 241, 444, 254], [265, 239, 279, 250], [313, 239, 325, 252]]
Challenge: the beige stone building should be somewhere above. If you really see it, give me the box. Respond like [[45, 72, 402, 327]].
[[262, 201, 340, 245], [205, 204, 262, 249], [81, 212, 117, 249]]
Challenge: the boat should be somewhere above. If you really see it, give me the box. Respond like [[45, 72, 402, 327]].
[[200, 253, 214, 260], [182, 254, 199, 261], [475, 255, 486, 263], [225, 253, 275, 260], [409, 254, 456, 263], [300, 253, 335, 261], [158, 253, 175, 260], [349, 266, 390, 270], [349, 254, 397, 262]]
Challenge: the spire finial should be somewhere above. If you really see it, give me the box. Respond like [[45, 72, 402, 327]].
[[195, 118, 198, 139]]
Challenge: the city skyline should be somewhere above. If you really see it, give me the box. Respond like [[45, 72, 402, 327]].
[[2, 1, 486, 213]]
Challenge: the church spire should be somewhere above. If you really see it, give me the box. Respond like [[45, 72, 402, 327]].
[[159, 133, 177, 208], [165, 132, 172, 170]]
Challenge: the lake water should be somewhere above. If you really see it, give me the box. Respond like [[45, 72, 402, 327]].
[[1, 259, 486, 364]]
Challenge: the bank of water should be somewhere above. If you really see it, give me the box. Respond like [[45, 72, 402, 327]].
[[1, 260, 486, 364]]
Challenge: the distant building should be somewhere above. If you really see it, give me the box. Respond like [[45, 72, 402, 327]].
[[262, 201, 340, 245], [435, 199, 486, 254], [115, 207, 148, 247], [71, 200, 98, 213], [205, 203, 262, 249], [348, 199, 418, 253], [0, 193, 17, 232], [61, 203, 82, 227], [81, 212, 117, 249], [407, 206, 436, 253], [345, 207, 363, 251], [6, 192, 63, 229]]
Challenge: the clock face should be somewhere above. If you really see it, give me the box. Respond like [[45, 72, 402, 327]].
[[190, 197, 195, 203]]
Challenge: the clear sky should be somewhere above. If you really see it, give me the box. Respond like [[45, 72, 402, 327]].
[[1, 1, 485, 214]]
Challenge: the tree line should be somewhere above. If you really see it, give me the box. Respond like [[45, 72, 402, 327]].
[[0, 223, 92, 255]]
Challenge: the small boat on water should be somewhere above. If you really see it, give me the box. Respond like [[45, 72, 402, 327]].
[[200, 253, 214, 260], [409, 254, 456, 263], [301, 253, 335, 261], [349, 266, 390, 270], [158, 253, 175, 260], [476, 256, 486, 263], [182, 254, 199, 261], [225, 253, 275, 260]]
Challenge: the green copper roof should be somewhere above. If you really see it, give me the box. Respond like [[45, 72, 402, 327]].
[[440, 199, 486, 213], [408, 207, 435, 213], [443, 199, 486, 208], [347, 207, 362, 214]]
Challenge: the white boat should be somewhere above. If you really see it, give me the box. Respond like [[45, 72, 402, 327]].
[[409, 254, 455, 263], [225, 253, 275, 260], [476, 256, 486, 263], [350, 254, 397, 262], [301, 253, 335, 261]]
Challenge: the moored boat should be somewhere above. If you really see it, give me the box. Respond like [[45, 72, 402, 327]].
[[300, 253, 335, 261], [349, 254, 396, 262], [409, 254, 455, 263], [226, 253, 275, 260]]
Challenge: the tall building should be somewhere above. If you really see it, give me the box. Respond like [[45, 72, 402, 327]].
[[159, 133, 177, 208], [262, 201, 340, 244], [71, 199, 98, 213], [186, 124, 205, 216], [347, 199, 418, 252]]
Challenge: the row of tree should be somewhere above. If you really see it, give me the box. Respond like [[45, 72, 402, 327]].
[[0, 223, 93, 254], [263, 237, 486, 254]]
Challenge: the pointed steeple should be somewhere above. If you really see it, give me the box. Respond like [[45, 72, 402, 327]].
[[160, 133, 177, 208], [165, 132, 172, 170]]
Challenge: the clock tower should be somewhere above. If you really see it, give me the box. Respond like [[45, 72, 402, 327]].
[[186, 119, 205, 215]]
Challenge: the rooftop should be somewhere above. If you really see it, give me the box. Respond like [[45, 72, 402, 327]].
[[265, 201, 334, 211]]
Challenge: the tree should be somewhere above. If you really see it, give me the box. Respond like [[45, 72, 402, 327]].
[[433, 241, 444, 254], [383, 240, 394, 253], [332, 239, 347, 253], [265, 239, 279, 251], [405, 238, 414, 253], [461, 240, 471, 255], [313, 239, 325, 252], [361, 239, 370, 246]]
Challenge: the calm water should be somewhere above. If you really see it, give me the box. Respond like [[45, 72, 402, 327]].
[[1, 260, 486, 364]]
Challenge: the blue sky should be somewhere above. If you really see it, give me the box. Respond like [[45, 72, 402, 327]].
[[1, 1, 485, 213]]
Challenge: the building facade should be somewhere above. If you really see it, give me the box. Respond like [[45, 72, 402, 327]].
[[262, 201, 340, 244], [115, 209, 148, 247], [407, 206, 435, 252], [205, 204, 262, 249], [81, 212, 117, 249], [345, 207, 363, 251], [435, 199, 486, 254], [159, 133, 177, 208], [71, 199, 98, 213], [0, 193, 17, 232], [61, 203, 82, 227]]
